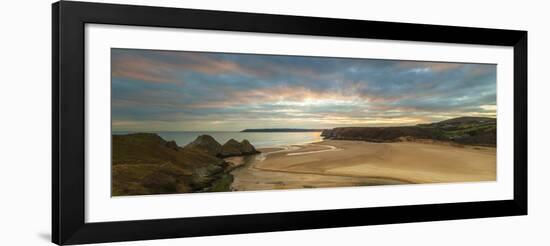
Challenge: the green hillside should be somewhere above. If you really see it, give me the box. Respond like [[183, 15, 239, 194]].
[[322, 117, 496, 146]]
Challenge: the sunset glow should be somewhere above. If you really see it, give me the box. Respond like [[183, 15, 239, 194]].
[[112, 49, 496, 131]]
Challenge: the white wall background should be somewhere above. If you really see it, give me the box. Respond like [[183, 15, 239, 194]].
[[0, 0, 547, 245]]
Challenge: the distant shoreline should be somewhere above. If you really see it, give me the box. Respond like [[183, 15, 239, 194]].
[[113, 130, 323, 133], [241, 128, 324, 133], [113, 131, 324, 150]]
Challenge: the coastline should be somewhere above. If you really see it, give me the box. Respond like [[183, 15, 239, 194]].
[[229, 139, 496, 191], [111, 131, 497, 195]]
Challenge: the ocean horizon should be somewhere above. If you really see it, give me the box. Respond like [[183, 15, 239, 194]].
[[112, 131, 323, 148]]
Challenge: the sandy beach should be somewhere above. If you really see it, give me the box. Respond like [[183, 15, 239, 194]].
[[230, 140, 496, 191]]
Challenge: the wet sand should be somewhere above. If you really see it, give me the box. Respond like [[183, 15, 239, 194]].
[[230, 140, 496, 191]]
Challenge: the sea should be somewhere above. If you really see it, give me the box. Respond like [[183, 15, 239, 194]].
[[113, 131, 323, 148]]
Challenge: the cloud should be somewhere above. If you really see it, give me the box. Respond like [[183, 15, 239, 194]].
[[398, 61, 465, 72], [112, 50, 182, 84], [111, 48, 497, 131], [112, 49, 269, 84]]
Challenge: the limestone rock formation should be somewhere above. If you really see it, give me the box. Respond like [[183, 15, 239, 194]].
[[184, 135, 223, 156], [240, 139, 258, 155], [220, 139, 259, 157]]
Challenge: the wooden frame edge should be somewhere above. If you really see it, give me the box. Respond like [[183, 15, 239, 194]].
[[52, 1, 528, 245]]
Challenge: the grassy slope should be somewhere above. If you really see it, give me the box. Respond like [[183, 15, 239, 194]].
[[326, 117, 497, 146], [112, 133, 229, 196]]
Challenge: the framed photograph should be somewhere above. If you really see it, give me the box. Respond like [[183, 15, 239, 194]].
[[52, 1, 527, 245]]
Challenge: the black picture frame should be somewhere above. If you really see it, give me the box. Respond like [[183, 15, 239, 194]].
[[52, 1, 527, 245]]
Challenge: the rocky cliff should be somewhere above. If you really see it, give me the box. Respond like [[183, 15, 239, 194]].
[[220, 139, 259, 157], [321, 117, 496, 146], [184, 135, 260, 158], [112, 133, 259, 196], [321, 126, 434, 142], [183, 135, 222, 156]]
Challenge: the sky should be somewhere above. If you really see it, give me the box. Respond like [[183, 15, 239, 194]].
[[111, 48, 496, 131]]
